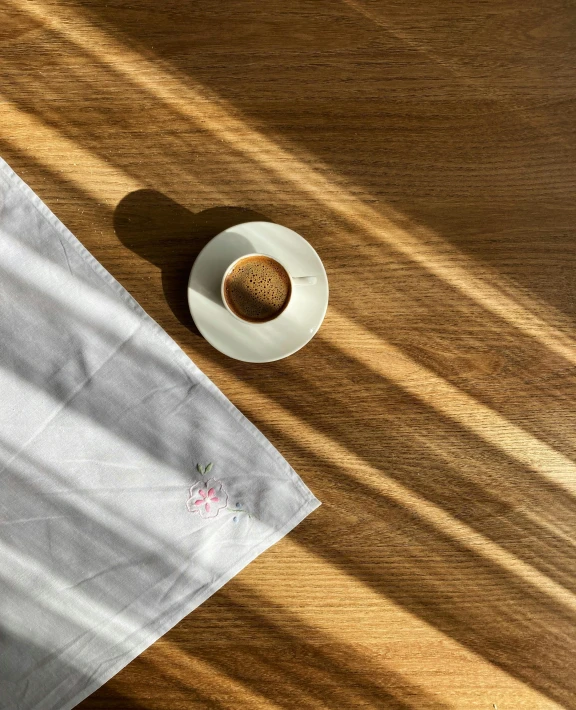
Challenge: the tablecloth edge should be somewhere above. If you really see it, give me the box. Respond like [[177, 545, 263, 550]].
[[0, 155, 319, 509], [58, 493, 321, 710]]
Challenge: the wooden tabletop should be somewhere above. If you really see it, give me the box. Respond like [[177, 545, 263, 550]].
[[2, 1, 576, 708]]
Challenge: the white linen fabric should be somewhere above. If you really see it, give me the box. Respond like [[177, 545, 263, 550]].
[[0, 157, 320, 710]]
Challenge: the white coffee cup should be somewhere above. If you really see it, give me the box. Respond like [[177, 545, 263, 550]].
[[221, 253, 316, 324]]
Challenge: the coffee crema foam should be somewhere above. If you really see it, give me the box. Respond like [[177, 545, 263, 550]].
[[224, 256, 291, 322]]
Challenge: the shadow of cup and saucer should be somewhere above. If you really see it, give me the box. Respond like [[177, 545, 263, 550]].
[[114, 190, 328, 363], [113, 189, 270, 335]]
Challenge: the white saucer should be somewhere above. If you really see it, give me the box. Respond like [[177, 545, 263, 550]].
[[187, 222, 329, 363]]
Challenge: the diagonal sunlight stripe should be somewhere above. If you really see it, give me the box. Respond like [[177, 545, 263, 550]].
[[156, 630, 390, 710], [146, 639, 275, 708], [145, 576, 567, 710], [264, 541, 565, 709], [0, 536, 144, 647], [323, 309, 576, 499], [0, 101, 141, 205], [11, 0, 576, 372], [0, 231, 142, 337], [342, 0, 575, 150], [233, 359, 576, 616]]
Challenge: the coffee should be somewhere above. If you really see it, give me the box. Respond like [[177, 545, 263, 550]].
[[224, 255, 292, 323]]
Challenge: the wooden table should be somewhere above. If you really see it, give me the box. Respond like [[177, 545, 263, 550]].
[[2, 1, 576, 708]]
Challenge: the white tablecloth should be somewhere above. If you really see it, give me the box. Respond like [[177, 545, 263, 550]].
[[0, 156, 320, 710]]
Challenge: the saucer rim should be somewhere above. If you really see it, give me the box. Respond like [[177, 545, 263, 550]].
[[187, 222, 329, 363]]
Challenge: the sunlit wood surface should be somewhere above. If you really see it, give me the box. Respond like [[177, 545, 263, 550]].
[[2, 1, 576, 708]]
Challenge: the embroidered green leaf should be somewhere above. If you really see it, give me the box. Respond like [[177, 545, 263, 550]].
[[205, 462, 213, 474], [196, 463, 205, 475]]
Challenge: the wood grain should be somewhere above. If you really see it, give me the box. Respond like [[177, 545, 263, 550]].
[[1, 0, 576, 707]]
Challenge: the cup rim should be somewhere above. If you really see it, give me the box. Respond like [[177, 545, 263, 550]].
[[221, 252, 292, 325]]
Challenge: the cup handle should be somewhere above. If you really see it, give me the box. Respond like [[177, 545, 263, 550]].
[[292, 276, 317, 286]]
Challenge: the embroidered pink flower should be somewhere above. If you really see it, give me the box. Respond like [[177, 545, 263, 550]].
[[186, 478, 228, 519]]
